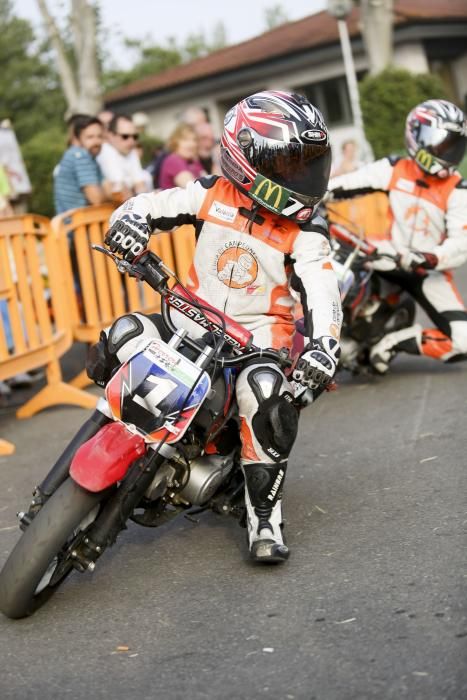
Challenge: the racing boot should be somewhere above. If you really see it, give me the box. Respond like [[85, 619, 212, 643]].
[[242, 462, 289, 563], [370, 324, 422, 374]]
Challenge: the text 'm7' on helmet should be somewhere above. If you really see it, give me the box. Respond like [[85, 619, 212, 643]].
[[405, 99, 467, 178], [220, 91, 332, 223]]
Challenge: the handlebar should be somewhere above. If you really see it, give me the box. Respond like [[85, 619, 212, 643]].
[[160, 295, 291, 368], [357, 251, 400, 265], [328, 229, 401, 272]]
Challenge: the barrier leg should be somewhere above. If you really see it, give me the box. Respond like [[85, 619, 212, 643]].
[[0, 439, 15, 456], [70, 368, 92, 390], [16, 359, 98, 419]]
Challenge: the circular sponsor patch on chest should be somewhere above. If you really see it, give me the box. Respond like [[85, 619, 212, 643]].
[[216, 244, 259, 289]]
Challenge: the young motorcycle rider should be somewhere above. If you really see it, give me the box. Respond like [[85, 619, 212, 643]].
[[101, 91, 342, 563], [328, 99, 467, 372]]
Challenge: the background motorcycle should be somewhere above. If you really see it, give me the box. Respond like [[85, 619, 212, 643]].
[[329, 219, 416, 373], [0, 248, 298, 619], [296, 215, 416, 374]]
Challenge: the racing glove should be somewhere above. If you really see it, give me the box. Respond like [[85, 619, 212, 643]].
[[399, 250, 438, 275], [293, 336, 341, 390], [105, 214, 151, 262]]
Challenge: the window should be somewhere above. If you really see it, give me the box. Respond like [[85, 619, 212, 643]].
[[295, 77, 351, 126]]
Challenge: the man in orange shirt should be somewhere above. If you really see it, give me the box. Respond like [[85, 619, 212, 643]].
[[329, 99, 467, 372]]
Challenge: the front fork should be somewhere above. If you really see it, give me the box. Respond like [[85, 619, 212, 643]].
[[67, 445, 172, 572], [20, 399, 111, 528]]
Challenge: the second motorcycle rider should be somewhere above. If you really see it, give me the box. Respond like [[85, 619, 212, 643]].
[[329, 99, 467, 372], [103, 91, 342, 563]]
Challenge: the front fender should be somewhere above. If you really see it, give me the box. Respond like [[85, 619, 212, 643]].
[[70, 422, 146, 492]]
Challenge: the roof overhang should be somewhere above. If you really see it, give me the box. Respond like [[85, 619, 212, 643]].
[[105, 21, 467, 112]]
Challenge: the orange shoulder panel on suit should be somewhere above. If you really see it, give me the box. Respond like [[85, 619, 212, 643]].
[[197, 178, 252, 233], [197, 178, 302, 254], [389, 158, 461, 208]]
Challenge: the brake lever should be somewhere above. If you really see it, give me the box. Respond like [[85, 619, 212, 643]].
[[91, 244, 130, 271], [91, 245, 146, 278]]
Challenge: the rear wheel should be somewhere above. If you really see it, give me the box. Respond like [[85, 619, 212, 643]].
[[0, 478, 105, 619]]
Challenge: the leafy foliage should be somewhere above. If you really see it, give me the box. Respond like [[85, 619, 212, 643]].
[[138, 134, 164, 167], [0, 0, 66, 144], [183, 21, 227, 62], [359, 67, 448, 158], [264, 3, 289, 31], [21, 127, 66, 218], [0, 1, 66, 215], [103, 22, 228, 92], [103, 40, 183, 92]]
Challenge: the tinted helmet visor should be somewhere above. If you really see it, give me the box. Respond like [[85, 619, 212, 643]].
[[418, 123, 466, 166], [248, 140, 332, 206]]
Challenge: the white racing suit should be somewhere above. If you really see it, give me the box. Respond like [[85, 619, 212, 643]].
[[107, 175, 342, 560], [329, 156, 467, 366]]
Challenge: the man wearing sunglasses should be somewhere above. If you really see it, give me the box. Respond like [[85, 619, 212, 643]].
[[97, 114, 149, 202]]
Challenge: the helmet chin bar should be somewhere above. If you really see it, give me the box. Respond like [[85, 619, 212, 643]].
[[248, 190, 315, 222], [279, 195, 317, 222], [283, 201, 315, 222]]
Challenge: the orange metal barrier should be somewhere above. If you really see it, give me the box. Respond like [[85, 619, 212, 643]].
[[170, 224, 196, 283], [0, 205, 198, 455], [52, 205, 178, 388], [327, 192, 390, 241], [0, 439, 15, 456], [0, 215, 97, 428]]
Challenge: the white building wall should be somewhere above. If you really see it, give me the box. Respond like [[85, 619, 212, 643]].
[[137, 39, 440, 157], [392, 42, 429, 73], [144, 96, 221, 142], [138, 55, 370, 144]]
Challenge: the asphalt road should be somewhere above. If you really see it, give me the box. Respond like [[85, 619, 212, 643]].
[[0, 275, 466, 700]]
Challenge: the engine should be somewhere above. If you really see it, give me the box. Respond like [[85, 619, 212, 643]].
[[176, 452, 235, 506]]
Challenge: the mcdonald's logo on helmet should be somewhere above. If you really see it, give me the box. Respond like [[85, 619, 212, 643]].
[[251, 174, 290, 213], [415, 148, 434, 170]]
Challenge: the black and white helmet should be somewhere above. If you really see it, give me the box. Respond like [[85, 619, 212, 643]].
[[221, 91, 332, 222], [405, 99, 467, 178]]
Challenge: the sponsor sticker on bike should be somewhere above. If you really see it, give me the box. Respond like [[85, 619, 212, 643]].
[[107, 338, 212, 443], [143, 340, 203, 387]]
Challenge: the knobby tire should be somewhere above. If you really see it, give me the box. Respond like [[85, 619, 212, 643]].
[[0, 478, 104, 619]]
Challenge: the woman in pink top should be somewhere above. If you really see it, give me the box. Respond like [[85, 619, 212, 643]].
[[158, 123, 205, 189]]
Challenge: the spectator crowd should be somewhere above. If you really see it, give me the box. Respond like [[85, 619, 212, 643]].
[[52, 106, 222, 216]]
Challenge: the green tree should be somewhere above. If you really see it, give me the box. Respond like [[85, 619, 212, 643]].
[[264, 3, 289, 31], [359, 67, 447, 158], [0, 0, 66, 144], [22, 127, 66, 218], [103, 22, 228, 92], [103, 39, 183, 92], [37, 0, 102, 114], [183, 21, 228, 61], [0, 1, 66, 216]]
